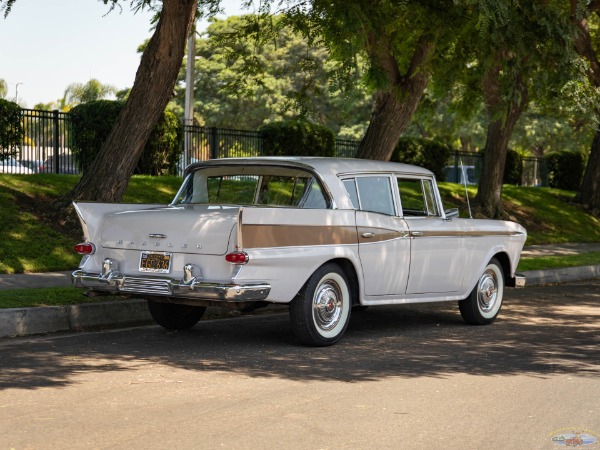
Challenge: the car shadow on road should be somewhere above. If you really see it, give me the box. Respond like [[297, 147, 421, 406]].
[[1, 281, 599, 390]]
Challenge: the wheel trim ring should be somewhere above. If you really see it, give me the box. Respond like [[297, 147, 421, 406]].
[[477, 269, 498, 313], [312, 280, 343, 332]]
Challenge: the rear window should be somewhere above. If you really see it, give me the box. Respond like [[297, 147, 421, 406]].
[[173, 165, 329, 209]]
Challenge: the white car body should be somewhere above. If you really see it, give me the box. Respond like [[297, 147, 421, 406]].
[[0, 156, 34, 174], [72, 157, 527, 345]]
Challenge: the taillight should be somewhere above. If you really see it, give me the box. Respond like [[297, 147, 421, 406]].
[[74, 242, 95, 255], [225, 251, 249, 264]]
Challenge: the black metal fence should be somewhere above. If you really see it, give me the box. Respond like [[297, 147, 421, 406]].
[[2, 108, 548, 187]]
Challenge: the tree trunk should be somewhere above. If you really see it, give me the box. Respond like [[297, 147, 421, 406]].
[[356, 33, 434, 161], [570, 0, 600, 213], [576, 127, 600, 213], [61, 0, 198, 204], [475, 57, 528, 219]]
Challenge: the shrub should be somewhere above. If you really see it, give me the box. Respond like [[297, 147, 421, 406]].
[[137, 110, 182, 176], [503, 149, 523, 185], [70, 100, 182, 175], [259, 120, 335, 157], [390, 137, 453, 180], [545, 150, 585, 191], [0, 99, 23, 159]]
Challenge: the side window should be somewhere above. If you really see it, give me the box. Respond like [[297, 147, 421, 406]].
[[342, 179, 359, 208], [355, 176, 395, 215], [397, 178, 439, 217]]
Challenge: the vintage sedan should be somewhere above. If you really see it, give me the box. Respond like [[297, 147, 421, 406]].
[[72, 157, 526, 346]]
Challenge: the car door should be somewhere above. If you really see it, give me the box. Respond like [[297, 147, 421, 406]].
[[397, 176, 467, 294], [343, 176, 411, 296]]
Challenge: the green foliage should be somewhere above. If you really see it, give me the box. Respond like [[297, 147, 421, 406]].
[[503, 149, 523, 185], [545, 150, 586, 191], [70, 100, 182, 175], [0, 98, 23, 160], [390, 137, 453, 180], [70, 100, 124, 171], [137, 110, 182, 176], [171, 15, 372, 135], [259, 120, 335, 157], [0, 78, 7, 99], [63, 78, 117, 107]]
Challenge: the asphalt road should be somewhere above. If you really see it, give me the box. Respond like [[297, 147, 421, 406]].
[[1, 280, 599, 449]]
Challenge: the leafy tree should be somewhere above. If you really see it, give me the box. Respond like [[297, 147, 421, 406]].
[[63, 78, 117, 107], [0, 98, 23, 159], [570, 0, 600, 213], [168, 15, 372, 136], [1, 0, 219, 205], [0, 78, 7, 99], [429, 1, 573, 218], [278, 0, 466, 161]]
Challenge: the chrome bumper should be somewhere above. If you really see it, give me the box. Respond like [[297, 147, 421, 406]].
[[72, 270, 271, 302]]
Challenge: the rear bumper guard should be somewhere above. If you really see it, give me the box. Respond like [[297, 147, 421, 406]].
[[72, 270, 271, 302]]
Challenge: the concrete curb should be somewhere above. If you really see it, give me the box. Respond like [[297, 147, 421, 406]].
[[0, 299, 153, 338], [1, 265, 598, 339], [522, 264, 600, 287]]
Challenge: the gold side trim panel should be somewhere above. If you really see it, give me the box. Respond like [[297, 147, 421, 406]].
[[243, 224, 358, 248]]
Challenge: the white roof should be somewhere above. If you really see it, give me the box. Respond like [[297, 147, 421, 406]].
[[187, 157, 433, 177]]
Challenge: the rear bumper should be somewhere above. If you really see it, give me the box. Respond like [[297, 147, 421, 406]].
[[72, 270, 271, 302]]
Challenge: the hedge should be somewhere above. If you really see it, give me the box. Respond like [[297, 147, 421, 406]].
[[70, 100, 182, 175], [503, 149, 523, 185], [0, 99, 23, 159], [390, 137, 453, 180], [545, 150, 585, 191], [259, 120, 335, 157]]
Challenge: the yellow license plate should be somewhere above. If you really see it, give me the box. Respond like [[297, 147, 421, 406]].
[[139, 251, 172, 273]]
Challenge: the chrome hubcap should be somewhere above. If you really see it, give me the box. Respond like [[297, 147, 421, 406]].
[[477, 269, 498, 313], [313, 280, 343, 331]]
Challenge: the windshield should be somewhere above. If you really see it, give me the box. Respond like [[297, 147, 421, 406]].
[[172, 165, 329, 209]]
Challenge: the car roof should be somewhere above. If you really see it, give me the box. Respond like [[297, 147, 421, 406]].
[[185, 157, 434, 177]]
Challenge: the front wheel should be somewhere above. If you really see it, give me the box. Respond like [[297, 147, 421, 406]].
[[147, 300, 206, 330], [459, 258, 504, 325], [290, 263, 352, 346]]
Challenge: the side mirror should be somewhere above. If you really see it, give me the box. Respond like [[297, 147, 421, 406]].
[[445, 208, 459, 219]]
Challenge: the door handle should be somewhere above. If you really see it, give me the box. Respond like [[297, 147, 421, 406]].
[[411, 231, 423, 237], [362, 232, 375, 238]]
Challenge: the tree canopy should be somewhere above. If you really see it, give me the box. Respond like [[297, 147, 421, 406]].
[[170, 15, 371, 139]]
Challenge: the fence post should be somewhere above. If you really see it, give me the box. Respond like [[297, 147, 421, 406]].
[[208, 127, 218, 160], [52, 109, 60, 174]]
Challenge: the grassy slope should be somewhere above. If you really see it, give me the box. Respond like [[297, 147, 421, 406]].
[[0, 174, 182, 274], [0, 174, 598, 274]]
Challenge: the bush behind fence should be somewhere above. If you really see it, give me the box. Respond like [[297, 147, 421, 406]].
[[1, 108, 549, 187]]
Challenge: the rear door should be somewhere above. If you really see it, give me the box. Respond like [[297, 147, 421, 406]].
[[343, 176, 411, 296]]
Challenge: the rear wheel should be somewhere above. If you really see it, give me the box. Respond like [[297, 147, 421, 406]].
[[459, 258, 504, 325], [147, 300, 206, 330], [290, 263, 352, 346]]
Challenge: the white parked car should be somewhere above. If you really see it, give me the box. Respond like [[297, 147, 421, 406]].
[[72, 157, 527, 346], [0, 156, 34, 174]]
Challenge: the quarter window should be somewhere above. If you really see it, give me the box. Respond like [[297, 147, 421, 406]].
[[342, 176, 395, 216]]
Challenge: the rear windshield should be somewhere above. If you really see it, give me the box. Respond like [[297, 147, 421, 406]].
[[172, 165, 329, 209]]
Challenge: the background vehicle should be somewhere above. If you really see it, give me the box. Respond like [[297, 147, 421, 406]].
[[0, 156, 34, 174], [444, 165, 479, 185]]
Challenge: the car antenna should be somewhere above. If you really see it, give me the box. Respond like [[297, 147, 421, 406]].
[[461, 159, 473, 219]]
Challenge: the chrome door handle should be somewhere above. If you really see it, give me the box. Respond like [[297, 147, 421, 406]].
[[411, 231, 422, 237], [362, 232, 375, 238]]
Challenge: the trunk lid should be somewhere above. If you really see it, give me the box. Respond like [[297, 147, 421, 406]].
[[100, 205, 239, 255]]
